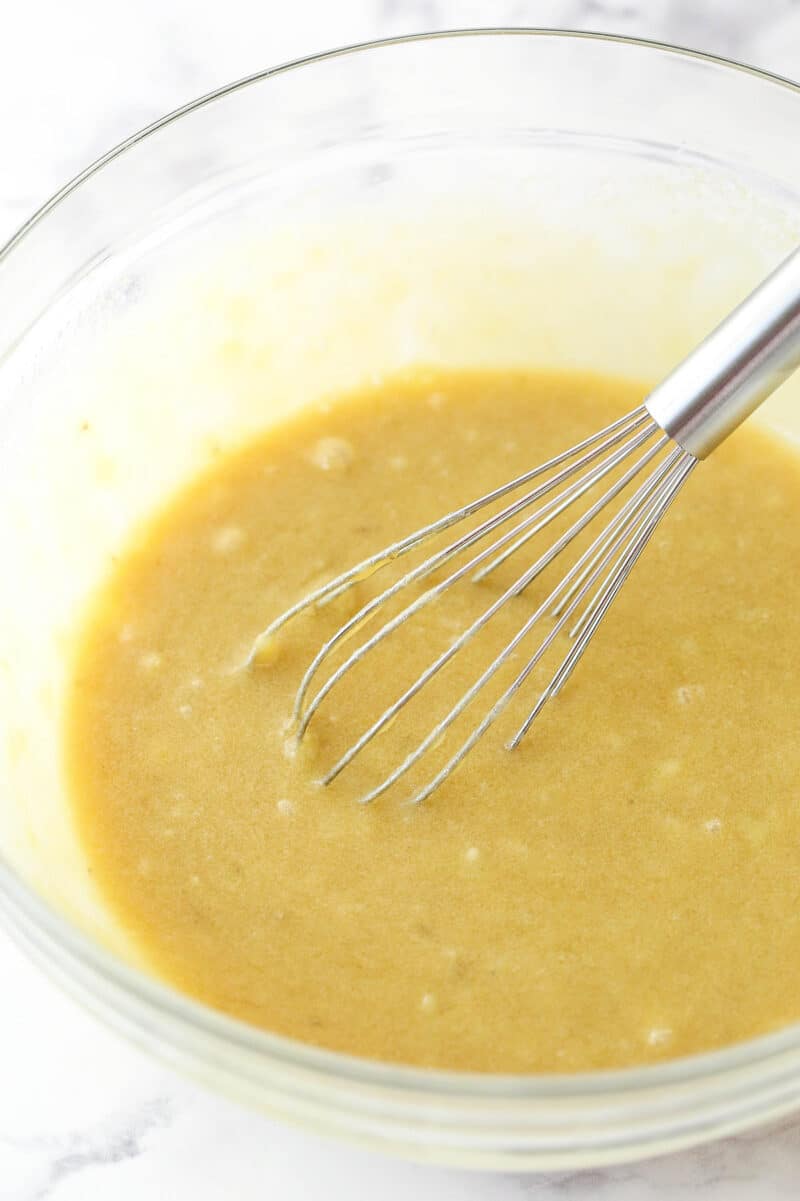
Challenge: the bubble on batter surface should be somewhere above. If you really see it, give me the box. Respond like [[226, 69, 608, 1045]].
[[212, 524, 246, 554], [676, 683, 705, 705], [307, 436, 355, 471]]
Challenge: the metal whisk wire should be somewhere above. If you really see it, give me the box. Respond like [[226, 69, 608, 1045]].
[[249, 408, 687, 802], [408, 462, 697, 805], [247, 243, 800, 803], [247, 404, 648, 669], [344, 446, 694, 807], [320, 432, 671, 783], [296, 415, 658, 740]]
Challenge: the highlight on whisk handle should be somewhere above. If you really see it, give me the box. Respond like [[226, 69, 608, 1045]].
[[646, 245, 800, 459]]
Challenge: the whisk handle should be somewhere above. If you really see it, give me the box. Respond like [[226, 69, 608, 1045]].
[[646, 245, 800, 459]]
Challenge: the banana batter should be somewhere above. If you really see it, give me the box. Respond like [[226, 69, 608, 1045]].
[[66, 368, 800, 1071]]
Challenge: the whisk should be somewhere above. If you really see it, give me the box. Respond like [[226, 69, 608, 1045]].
[[248, 246, 800, 803]]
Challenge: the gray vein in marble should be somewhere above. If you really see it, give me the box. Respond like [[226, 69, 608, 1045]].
[[380, 0, 800, 70], [515, 1111, 800, 1197], [0, 1096, 174, 1201]]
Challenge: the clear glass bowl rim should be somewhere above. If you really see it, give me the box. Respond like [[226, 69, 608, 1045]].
[[2, 26, 800, 1113]]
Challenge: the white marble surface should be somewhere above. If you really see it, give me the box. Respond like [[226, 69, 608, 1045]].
[[3, 2, 800, 1197]]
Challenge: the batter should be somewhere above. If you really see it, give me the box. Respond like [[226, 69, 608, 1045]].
[[66, 368, 800, 1072]]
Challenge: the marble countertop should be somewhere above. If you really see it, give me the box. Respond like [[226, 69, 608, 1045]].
[[3, 1, 800, 1197]]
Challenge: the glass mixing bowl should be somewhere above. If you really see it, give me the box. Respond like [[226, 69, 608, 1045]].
[[1, 30, 800, 1171]]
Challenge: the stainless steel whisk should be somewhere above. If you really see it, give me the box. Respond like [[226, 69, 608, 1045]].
[[248, 246, 800, 803]]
